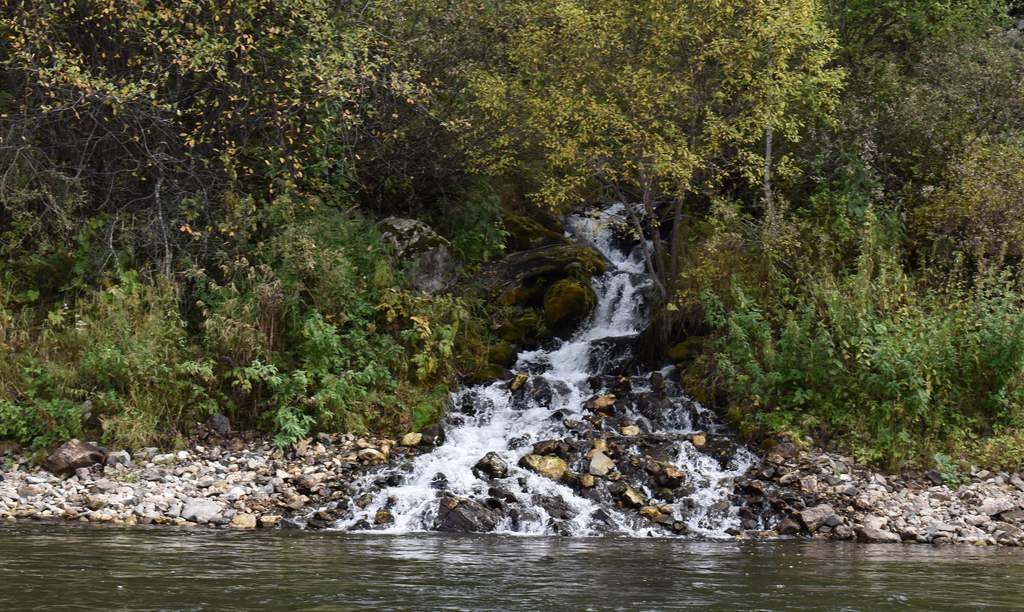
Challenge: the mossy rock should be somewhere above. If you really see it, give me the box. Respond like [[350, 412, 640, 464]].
[[543, 279, 596, 330], [667, 336, 705, 366], [487, 341, 518, 367], [471, 244, 607, 295], [504, 214, 566, 251], [498, 309, 542, 344], [467, 364, 514, 385], [498, 283, 544, 307]]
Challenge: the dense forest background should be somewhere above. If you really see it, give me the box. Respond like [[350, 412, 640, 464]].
[[1, 0, 1023, 472]]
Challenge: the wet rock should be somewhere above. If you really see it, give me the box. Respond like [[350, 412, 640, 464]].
[[435, 495, 500, 533], [512, 377, 565, 410], [618, 484, 644, 508], [585, 394, 617, 412], [533, 494, 575, 520], [533, 440, 571, 460], [420, 424, 446, 447], [44, 440, 106, 476], [259, 515, 282, 528], [511, 373, 529, 392], [375, 510, 393, 525], [777, 516, 802, 535], [474, 452, 510, 479], [587, 336, 637, 377], [519, 454, 568, 481], [620, 424, 641, 437], [589, 452, 616, 477], [689, 432, 706, 447]]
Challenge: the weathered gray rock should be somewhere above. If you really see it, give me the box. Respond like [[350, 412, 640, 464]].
[[799, 504, 835, 532], [181, 498, 224, 524], [380, 217, 456, 294], [855, 525, 902, 543], [43, 440, 106, 476], [980, 497, 1016, 517], [105, 451, 132, 467]]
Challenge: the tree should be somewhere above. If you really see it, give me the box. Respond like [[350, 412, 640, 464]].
[[461, 0, 842, 299]]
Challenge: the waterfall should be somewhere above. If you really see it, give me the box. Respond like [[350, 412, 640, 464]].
[[331, 204, 755, 536]]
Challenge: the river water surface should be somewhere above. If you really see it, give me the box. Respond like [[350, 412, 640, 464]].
[[2, 523, 1023, 610]]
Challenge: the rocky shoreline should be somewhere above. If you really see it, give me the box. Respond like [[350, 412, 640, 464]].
[[0, 429, 435, 530], [738, 443, 1024, 546], [2, 428, 1023, 545]]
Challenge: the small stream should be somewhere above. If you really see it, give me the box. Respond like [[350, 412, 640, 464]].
[[327, 205, 755, 536], [2, 522, 1022, 610]]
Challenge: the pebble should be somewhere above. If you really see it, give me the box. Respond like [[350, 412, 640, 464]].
[[0, 434, 411, 530]]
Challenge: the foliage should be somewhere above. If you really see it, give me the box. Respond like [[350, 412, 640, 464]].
[[705, 213, 1024, 468], [460, 0, 842, 297]]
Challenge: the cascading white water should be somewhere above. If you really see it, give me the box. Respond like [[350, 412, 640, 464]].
[[334, 204, 755, 536]]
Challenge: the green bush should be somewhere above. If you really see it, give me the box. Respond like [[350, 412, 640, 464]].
[[707, 214, 1024, 467]]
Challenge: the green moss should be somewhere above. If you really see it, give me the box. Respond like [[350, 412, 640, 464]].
[[504, 214, 564, 251], [543, 279, 596, 328], [667, 336, 704, 364], [487, 341, 517, 367], [498, 284, 543, 306], [498, 309, 542, 343], [467, 363, 514, 385]]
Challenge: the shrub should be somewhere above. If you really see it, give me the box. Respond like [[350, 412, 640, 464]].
[[707, 213, 1024, 467]]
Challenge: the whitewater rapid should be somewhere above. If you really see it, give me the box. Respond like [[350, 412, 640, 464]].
[[333, 204, 755, 536]]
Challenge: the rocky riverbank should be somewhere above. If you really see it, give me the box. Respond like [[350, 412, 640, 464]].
[[2, 410, 1023, 544], [737, 443, 1024, 546], [0, 427, 436, 529]]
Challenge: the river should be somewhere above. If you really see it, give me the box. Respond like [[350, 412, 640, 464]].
[[2, 522, 1022, 610]]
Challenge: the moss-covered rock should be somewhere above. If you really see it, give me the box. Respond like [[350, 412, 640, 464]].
[[467, 363, 514, 385], [471, 244, 607, 295], [487, 341, 517, 367], [498, 283, 544, 307], [504, 214, 566, 251], [667, 336, 705, 365], [543, 279, 596, 330], [498, 309, 542, 344]]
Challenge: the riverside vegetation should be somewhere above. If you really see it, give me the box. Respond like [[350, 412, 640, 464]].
[[2, 0, 1024, 496]]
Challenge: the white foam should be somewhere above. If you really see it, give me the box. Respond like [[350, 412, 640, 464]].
[[331, 205, 752, 537]]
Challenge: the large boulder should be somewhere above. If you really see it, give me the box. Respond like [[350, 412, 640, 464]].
[[543, 279, 596, 330], [473, 244, 606, 295], [380, 217, 457, 294], [435, 495, 501, 532], [43, 439, 106, 476], [504, 214, 567, 251]]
